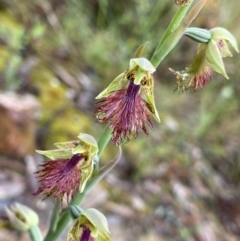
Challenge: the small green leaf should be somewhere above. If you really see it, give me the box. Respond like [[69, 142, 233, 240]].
[[206, 40, 228, 79], [36, 149, 72, 160]]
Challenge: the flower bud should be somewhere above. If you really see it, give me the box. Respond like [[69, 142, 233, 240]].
[[184, 27, 211, 43], [69, 205, 83, 220], [5, 203, 39, 231]]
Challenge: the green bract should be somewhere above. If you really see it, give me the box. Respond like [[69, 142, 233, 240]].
[[67, 208, 110, 241]]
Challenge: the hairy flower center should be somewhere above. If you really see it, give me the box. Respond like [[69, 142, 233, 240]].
[[64, 154, 83, 173], [125, 80, 140, 101]]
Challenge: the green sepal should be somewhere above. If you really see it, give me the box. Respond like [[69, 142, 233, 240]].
[[210, 27, 239, 53], [141, 76, 160, 122], [54, 140, 79, 149], [95, 73, 125, 99], [129, 58, 156, 73], [66, 208, 110, 241], [68, 134, 98, 157], [76, 134, 99, 193], [82, 208, 110, 236], [134, 42, 148, 58], [206, 40, 228, 79], [184, 27, 211, 43], [36, 149, 73, 160], [72, 145, 86, 155], [77, 133, 98, 154], [129, 58, 156, 85], [79, 160, 94, 193]]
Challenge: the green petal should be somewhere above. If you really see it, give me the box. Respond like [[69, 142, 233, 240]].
[[206, 40, 228, 79], [219, 39, 233, 58], [141, 76, 160, 122], [78, 133, 98, 154], [134, 42, 148, 58], [79, 161, 94, 193], [95, 73, 125, 99], [82, 208, 110, 234], [36, 149, 73, 160], [72, 133, 98, 155], [210, 27, 239, 53], [129, 58, 156, 73], [54, 140, 79, 149], [133, 70, 146, 85], [72, 144, 86, 155], [96, 231, 111, 241]]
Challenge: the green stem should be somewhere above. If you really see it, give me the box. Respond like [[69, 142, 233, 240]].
[[97, 125, 112, 157], [44, 194, 86, 241], [44, 126, 112, 241], [50, 200, 60, 231], [150, 0, 194, 67], [43, 200, 60, 240], [43, 1, 207, 239], [151, 0, 208, 68], [28, 225, 43, 241]]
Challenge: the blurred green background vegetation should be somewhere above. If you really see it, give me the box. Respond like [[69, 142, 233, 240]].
[[0, 0, 240, 240]]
